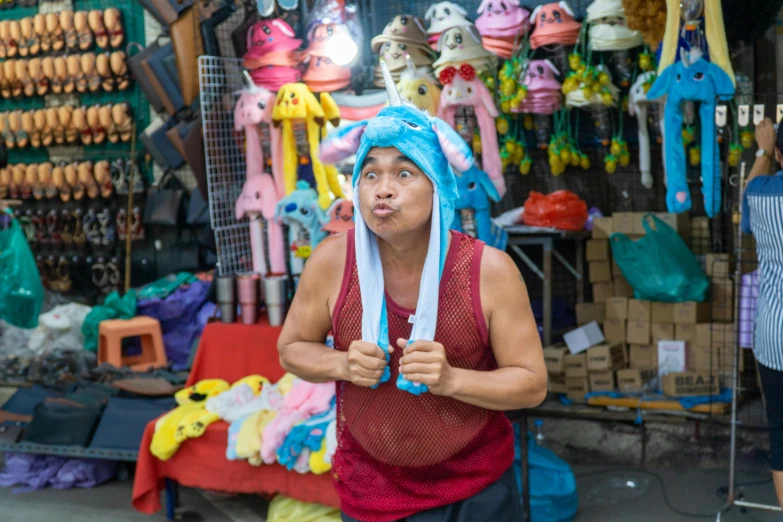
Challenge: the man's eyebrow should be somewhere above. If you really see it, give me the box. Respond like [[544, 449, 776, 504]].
[[394, 155, 415, 165], [360, 156, 378, 170]]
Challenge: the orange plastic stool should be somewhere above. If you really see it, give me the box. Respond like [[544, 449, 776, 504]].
[[97, 316, 168, 371]]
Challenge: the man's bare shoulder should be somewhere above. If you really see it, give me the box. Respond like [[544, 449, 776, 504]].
[[479, 245, 522, 288], [302, 232, 348, 284]]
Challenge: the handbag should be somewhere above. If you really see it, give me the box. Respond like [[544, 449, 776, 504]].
[[22, 401, 102, 446], [170, 4, 204, 108], [128, 42, 166, 114], [201, 2, 236, 57], [186, 188, 210, 226], [0, 421, 26, 443], [143, 171, 187, 227], [154, 230, 201, 277]]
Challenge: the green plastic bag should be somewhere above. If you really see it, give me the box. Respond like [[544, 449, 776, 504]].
[[267, 496, 340, 522], [0, 216, 44, 328], [610, 213, 709, 303], [81, 290, 137, 351]]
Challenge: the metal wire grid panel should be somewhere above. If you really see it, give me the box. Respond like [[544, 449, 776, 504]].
[[199, 55, 255, 277]]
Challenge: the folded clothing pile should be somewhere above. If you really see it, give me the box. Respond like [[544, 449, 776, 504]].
[[243, 19, 302, 91], [424, 1, 472, 50], [370, 15, 437, 87], [302, 23, 352, 93], [529, 2, 582, 50], [475, 0, 531, 59], [432, 24, 498, 76], [515, 59, 562, 114]]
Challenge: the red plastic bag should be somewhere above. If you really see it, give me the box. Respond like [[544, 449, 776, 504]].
[[522, 191, 588, 231]]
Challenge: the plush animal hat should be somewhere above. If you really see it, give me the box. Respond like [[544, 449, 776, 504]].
[[586, 0, 643, 50], [425, 2, 471, 35], [433, 24, 497, 74], [319, 61, 473, 395], [244, 19, 302, 59], [529, 2, 582, 49]]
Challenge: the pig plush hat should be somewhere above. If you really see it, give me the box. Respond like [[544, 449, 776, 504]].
[[318, 61, 474, 395]]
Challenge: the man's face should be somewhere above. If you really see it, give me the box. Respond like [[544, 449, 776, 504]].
[[357, 146, 434, 238]]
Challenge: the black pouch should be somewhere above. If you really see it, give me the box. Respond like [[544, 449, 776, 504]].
[[0, 421, 26, 443], [23, 402, 102, 446], [143, 171, 187, 227]]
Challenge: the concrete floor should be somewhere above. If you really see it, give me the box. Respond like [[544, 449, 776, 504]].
[[0, 465, 779, 521]]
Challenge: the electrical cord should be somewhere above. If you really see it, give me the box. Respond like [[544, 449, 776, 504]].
[[575, 467, 772, 519]]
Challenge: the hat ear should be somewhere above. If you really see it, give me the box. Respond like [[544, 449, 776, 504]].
[[558, 1, 575, 17], [465, 24, 482, 44], [531, 6, 541, 23], [432, 118, 474, 172], [413, 17, 426, 34], [453, 3, 468, 15], [319, 121, 368, 164], [544, 59, 560, 76], [272, 19, 296, 37], [425, 4, 437, 20]]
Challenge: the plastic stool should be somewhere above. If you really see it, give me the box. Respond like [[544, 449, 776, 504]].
[[98, 316, 167, 371]]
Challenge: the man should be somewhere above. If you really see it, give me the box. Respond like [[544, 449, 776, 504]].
[[277, 63, 547, 522], [743, 117, 783, 510]]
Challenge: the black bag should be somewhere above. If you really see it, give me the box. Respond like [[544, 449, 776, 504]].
[[144, 171, 187, 227], [0, 421, 25, 443], [22, 401, 102, 446], [154, 230, 201, 277], [186, 188, 210, 226]]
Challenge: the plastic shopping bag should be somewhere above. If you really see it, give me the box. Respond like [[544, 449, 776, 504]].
[[0, 217, 44, 328], [611, 213, 709, 303], [267, 495, 340, 522], [522, 191, 588, 231]]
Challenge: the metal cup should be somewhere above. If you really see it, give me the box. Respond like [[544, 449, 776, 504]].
[[216, 276, 236, 323], [237, 274, 260, 325], [263, 275, 288, 326]]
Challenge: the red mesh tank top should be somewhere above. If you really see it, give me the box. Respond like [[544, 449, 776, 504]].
[[332, 230, 514, 522]]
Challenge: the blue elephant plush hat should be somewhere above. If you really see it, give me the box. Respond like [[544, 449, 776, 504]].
[[319, 61, 475, 395]]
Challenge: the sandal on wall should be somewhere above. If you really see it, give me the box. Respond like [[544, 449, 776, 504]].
[[16, 59, 33, 98], [19, 17, 32, 58], [60, 209, 74, 244], [59, 163, 72, 202], [52, 106, 70, 145], [82, 53, 99, 93], [9, 111, 26, 148], [104, 8, 124, 49], [3, 60, 18, 99], [110, 159, 128, 195], [22, 164, 36, 200], [79, 161, 98, 199], [28, 58, 45, 97], [10, 165, 24, 199], [42, 108, 56, 147], [72, 209, 86, 245], [29, 110, 43, 148], [97, 105, 111, 145], [74, 11, 93, 51], [50, 56, 66, 94], [0, 113, 14, 149], [32, 163, 45, 200], [61, 11, 77, 51], [0, 64, 6, 100], [0, 21, 8, 59], [34, 14, 48, 54], [46, 14, 64, 53], [88, 10, 108, 49], [64, 106, 79, 144], [67, 163, 84, 201], [41, 162, 56, 199], [72, 106, 87, 144], [65, 54, 81, 94], [40, 56, 55, 96], [97, 53, 112, 92], [20, 110, 33, 147], [110, 51, 130, 91], [7, 20, 20, 59], [8, 60, 22, 99], [0, 167, 9, 199], [87, 105, 104, 145], [94, 160, 112, 198]]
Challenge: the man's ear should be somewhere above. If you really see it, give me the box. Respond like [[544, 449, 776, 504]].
[[319, 121, 368, 163]]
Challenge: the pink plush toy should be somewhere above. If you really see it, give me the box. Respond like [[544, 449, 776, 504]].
[[437, 64, 505, 197], [234, 86, 286, 275]]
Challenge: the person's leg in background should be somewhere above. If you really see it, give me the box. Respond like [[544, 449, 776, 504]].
[[757, 362, 783, 509]]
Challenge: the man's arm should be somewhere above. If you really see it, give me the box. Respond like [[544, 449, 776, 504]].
[[277, 235, 349, 383], [747, 118, 777, 183], [399, 247, 547, 410]]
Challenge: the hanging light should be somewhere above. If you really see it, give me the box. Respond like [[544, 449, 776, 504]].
[[325, 24, 358, 67]]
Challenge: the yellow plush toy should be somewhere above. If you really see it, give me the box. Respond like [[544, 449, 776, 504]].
[[275, 372, 298, 396], [309, 438, 331, 475], [230, 374, 270, 395], [272, 83, 344, 209], [236, 409, 277, 466], [151, 378, 229, 461], [397, 57, 441, 115]]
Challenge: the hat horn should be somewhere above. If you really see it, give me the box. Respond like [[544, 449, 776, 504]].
[[380, 60, 402, 106]]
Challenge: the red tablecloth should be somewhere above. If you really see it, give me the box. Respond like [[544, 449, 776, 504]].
[[131, 320, 339, 514]]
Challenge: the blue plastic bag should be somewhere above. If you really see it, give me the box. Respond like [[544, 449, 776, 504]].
[[0, 216, 44, 328], [610, 214, 709, 303], [514, 425, 578, 522]]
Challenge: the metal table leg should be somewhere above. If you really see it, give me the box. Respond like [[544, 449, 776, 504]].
[[520, 415, 531, 522], [165, 478, 177, 521], [543, 238, 553, 346]]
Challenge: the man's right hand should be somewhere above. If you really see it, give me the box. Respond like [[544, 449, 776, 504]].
[[755, 117, 776, 156], [343, 341, 392, 387]]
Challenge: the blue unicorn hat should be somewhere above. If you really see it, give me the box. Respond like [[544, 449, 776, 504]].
[[319, 61, 475, 395]]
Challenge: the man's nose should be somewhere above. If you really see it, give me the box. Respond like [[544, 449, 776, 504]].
[[375, 176, 395, 199]]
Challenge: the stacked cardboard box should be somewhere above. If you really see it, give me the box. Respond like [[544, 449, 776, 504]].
[[543, 344, 569, 394]]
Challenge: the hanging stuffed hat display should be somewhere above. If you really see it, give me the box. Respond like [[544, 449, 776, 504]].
[[302, 24, 354, 93], [397, 55, 441, 115], [529, 2, 582, 49], [585, 0, 643, 51], [565, 65, 620, 108], [515, 59, 562, 114], [432, 24, 498, 75], [322, 198, 355, 235], [424, 2, 471, 50], [243, 19, 302, 91], [437, 63, 505, 196], [628, 71, 664, 189], [371, 15, 436, 87], [318, 61, 475, 395], [475, 0, 531, 59]]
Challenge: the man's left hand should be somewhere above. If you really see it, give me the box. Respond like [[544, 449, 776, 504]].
[[397, 338, 455, 396]]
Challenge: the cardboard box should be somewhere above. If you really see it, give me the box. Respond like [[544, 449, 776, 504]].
[[543, 345, 569, 374], [629, 345, 658, 369], [675, 323, 698, 345], [606, 297, 629, 320], [614, 275, 634, 298], [592, 217, 614, 239], [593, 282, 615, 304], [613, 212, 636, 235], [548, 373, 567, 394], [673, 302, 711, 324], [586, 239, 609, 261], [687, 346, 735, 372], [603, 319, 627, 344], [711, 279, 734, 322], [655, 212, 691, 240], [576, 303, 597, 325], [662, 372, 719, 397], [564, 321, 605, 354], [612, 259, 622, 278], [696, 323, 736, 350], [658, 340, 688, 377], [587, 343, 626, 371], [627, 321, 651, 345], [705, 254, 734, 278], [628, 300, 652, 322], [589, 261, 612, 283], [651, 302, 676, 323], [565, 353, 588, 377], [566, 377, 590, 402], [589, 371, 616, 392], [632, 213, 648, 235], [651, 323, 675, 344], [594, 304, 606, 324], [616, 368, 657, 392]]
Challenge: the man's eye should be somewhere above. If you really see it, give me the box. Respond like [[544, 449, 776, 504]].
[[399, 170, 412, 178], [365, 171, 377, 180]]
